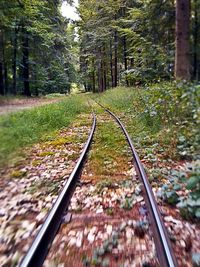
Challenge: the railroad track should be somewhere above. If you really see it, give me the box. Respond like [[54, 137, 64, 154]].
[[20, 106, 178, 267]]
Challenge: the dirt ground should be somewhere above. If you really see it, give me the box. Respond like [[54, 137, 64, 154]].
[[0, 97, 65, 115]]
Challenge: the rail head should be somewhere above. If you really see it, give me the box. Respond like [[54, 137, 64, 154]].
[[94, 101, 178, 267], [20, 113, 96, 267]]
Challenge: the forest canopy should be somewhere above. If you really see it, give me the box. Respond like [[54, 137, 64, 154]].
[[0, 0, 199, 96]]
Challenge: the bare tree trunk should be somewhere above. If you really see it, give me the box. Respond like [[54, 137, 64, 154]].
[[114, 17, 118, 87], [104, 65, 107, 91], [2, 33, 8, 94], [4, 64, 8, 94], [92, 58, 96, 93], [0, 63, 4, 95], [12, 26, 18, 95], [123, 36, 128, 71], [193, 0, 198, 80], [100, 57, 104, 92], [0, 30, 4, 95], [98, 47, 106, 93], [22, 28, 31, 96], [103, 45, 106, 91], [92, 71, 95, 93], [175, 0, 191, 80], [123, 35, 129, 86], [110, 40, 114, 87], [98, 49, 102, 92]]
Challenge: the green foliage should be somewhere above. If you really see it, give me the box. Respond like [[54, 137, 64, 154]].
[[156, 161, 200, 220], [156, 168, 183, 205], [192, 253, 200, 267], [95, 82, 199, 220], [0, 0, 77, 96], [118, 0, 174, 84], [177, 161, 200, 219], [120, 197, 133, 210], [96, 81, 199, 160], [95, 179, 113, 194], [0, 95, 89, 168], [78, 0, 178, 90]]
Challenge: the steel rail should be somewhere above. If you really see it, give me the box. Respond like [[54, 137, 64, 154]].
[[94, 100, 177, 267], [20, 114, 96, 267]]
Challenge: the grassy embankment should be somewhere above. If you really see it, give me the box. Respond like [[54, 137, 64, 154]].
[[95, 81, 199, 162], [94, 81, 200, 220], [0, 95, 89, 169]]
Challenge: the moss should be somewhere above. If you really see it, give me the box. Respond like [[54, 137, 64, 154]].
[[48, 137, 70, 147], [39, 151, 55, 157], [31, 159, 42, 166], [106, 207, 114, 216], [11, 170, 26, 178], [68, 153, 79, 160]]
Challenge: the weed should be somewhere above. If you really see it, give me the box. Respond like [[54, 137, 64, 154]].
[[106, 207, 114, 216], [68, 153, 79, 160], [0, 94, 89, 168], [95, 82, 199, 219], [11, 170, 27, 178], [120, 197, 133, 210], [31, 160, 42, 166], [95, 179, 114, 194], [48, 138, 70, 147], [95, 82, 199, 161], [39, 151, 55, 157]]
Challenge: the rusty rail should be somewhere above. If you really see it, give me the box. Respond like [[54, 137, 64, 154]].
[[20, 114, 96, 267], [95, 100, 178, 267]]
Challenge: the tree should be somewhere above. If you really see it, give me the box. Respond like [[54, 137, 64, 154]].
[[0, 0, 77, 96], [175, 0, 191, 80], [78, 0, 176, 91], [0, 29, 4, 95]]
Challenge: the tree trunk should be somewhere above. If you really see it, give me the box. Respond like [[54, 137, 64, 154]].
[[98, 58, 102, 93], [123, 36, 128, 71], [92, 58, 95, 93], [175, 0, 191, 80], [2, 32, 8, 94], [0, 30, 4, 95], [103, 60, 106, 91], [92, 70, 95, 93], [12, 26, 18, 95], [100, 57, 104, 92], [103, 46, 106, 91], [4, 64, 8, 94], [123, 35, 129, 86], [98, 48, 104, 93], [193, 0, 198, 80], [22, 28, 31, 96], [114, 18, 118, 87], [110, 40, 114, 87]]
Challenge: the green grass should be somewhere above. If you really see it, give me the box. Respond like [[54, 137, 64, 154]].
[[0, 94, 89, 168], [94, 82, 200, 220], [44, 93, 67, 98], [94, 81, 199, 162], [86, 117, 132, 181]]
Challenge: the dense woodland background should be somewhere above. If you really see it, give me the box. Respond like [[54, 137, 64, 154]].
[[0, 0, 199, 96]]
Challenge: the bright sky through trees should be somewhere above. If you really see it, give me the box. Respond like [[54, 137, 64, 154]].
[[61, 0, 79, 20]]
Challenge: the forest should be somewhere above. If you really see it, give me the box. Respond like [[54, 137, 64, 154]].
[[0, 1, 200, 267], [0, 0, 199, 96]]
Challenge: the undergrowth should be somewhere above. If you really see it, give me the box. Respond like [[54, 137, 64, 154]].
[[87, 119, 132, 181], [0, 95, 89, 168], [95, 81, 199, 161], [95, 81, 200, 220]]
